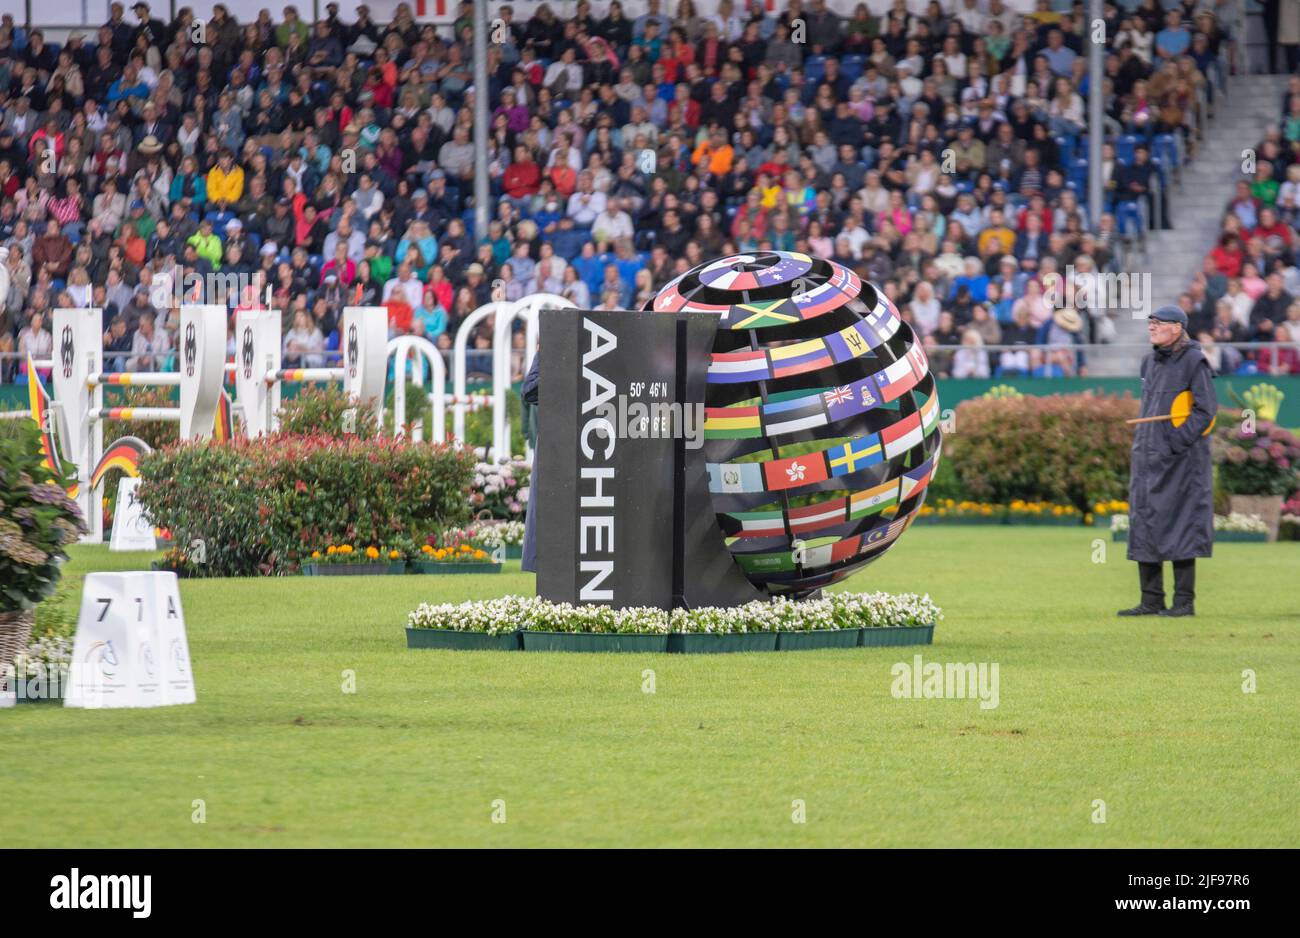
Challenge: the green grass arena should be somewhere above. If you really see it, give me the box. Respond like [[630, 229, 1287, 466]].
[[2, 527, 1296, 848]]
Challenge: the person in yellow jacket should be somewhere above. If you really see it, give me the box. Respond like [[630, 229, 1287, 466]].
[[206, 150, 244, 206], [187, 217, 223, 270]]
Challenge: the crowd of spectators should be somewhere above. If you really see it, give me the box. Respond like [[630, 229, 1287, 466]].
[[1176, 73, 1300, 376], [0, 0, 1242, 387]]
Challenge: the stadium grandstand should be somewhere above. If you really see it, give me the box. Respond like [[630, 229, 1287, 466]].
[[0, 0, 1295, 389]]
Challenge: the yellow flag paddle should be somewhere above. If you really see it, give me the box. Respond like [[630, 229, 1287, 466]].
[[1126, 390, 1215, 436]]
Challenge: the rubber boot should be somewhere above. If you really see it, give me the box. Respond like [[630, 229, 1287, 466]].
[[1118, 561, 1167, 615], [1160, 559, 1195, 616]]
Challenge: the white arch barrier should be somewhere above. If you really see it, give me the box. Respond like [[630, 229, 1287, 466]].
[[451, 300, 512, 447], [388, 334, 445, 442], [492, 293, 568, 459]]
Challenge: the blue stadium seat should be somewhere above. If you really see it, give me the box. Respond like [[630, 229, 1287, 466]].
[[1070, 157, 1089, 191], [804, 55, 826, 83], [841, 54, 865, 83], [1055, 135, 1075, 164], [1116, 134, 1140, 165], [1115, 200, 1144, 237]]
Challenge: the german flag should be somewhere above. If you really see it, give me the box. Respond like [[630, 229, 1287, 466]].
[[26, 355, 75, 497], [90, 436, 153, 491], [213, 388, 234, 441]]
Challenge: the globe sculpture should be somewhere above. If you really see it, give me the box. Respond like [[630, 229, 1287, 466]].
[[646, 251, 942, 597]]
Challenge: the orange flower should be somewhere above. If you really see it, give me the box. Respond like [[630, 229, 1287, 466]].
[[389, 550, 401, 559], [365, 546, 380, 559], [311, 551, 321, 559]]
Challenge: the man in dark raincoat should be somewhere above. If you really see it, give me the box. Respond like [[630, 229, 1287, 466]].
[[1120, 305, 1217, 617], [520, 351, 540, 573]]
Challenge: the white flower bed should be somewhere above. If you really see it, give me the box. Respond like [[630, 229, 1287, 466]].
[[408, 592, 942, 635], [1110, 513, 1267, 533], [468, 520, 526, 548], [10, 634, 73, 681]]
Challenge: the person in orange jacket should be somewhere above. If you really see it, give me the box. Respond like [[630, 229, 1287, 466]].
[[691, 129, 734, 176]]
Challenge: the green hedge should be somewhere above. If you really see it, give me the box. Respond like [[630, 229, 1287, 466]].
[[936, 393, 1135, 513], [136, 434, 475, 576]]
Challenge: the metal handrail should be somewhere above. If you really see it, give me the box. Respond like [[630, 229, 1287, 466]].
[[936, 341, 1299, 353]]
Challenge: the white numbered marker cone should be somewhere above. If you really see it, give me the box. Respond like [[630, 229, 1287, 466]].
[[65, 572, 195, 709]]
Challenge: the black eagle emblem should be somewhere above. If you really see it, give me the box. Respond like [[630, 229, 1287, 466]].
[[241, 327, 254, 379], [184, 322, 197, 377], [60, 326, 74, 378], [347, 323, 358, 379]]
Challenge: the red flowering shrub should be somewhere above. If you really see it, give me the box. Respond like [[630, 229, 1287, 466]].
[[1211, 414, 1300, 496], [135, 434, 474, 576], [940, 392, 1138, 512]]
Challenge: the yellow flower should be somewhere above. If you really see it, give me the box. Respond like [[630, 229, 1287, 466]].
[[421, 544, 433, 554], [389, 550, 401, 559], [340, 545, 353, 554], [326, 545, 337, 555], [460, 544, 471, 552], [365, 546, 380, 559], [1084, 513, 1094, 524], [311, 551, 321, 559], [474, 549, 486, 559]]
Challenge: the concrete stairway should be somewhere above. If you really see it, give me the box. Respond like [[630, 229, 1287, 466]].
[[1095, 74, 1289, 376]]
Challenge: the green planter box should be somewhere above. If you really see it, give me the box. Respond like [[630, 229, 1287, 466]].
[[407, 561, 502, 574], [776, 628, 863, 651], [406, 627, 520, 651], [1112, 531, 1128, 542], [522, 632, 669, 653], [665, 632, 779, 654], [505, 544, 522, 560], [1007, 516, 1081, 525], [301, 561, 406, 576], [859, 625, 934, 647]]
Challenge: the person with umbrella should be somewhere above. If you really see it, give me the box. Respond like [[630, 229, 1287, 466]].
[[1120, 305, 1218, 617]]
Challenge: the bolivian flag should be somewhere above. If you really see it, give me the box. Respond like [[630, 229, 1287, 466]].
[[704, 405, 762, 440]]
